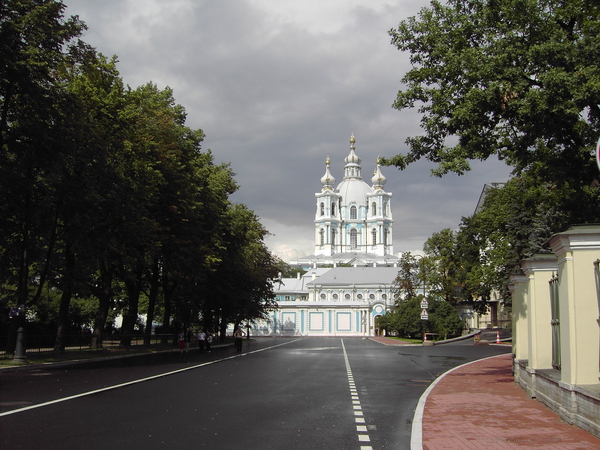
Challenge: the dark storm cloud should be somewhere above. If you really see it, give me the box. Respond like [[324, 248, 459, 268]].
[[64, 0, 512, 260]]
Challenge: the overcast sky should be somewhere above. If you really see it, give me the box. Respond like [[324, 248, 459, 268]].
[[64, 0, 512, 261]]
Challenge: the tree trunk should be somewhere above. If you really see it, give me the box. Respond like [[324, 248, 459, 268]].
[[144, 257, 160, 345], [120, 262, 143, 347], [162, 273, 176, 345], [91, 263, 114, 349], [54, 247, 75, 353]]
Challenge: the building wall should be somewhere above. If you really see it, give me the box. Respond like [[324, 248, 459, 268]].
[[252, 303, 386, 337], [512, 225, 600, 437]]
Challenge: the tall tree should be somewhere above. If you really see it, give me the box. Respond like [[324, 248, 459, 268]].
[[423, 229, 462, 303], [0, 0, 85, 350], [391, 251, 420, 302], [385, 0, 600, 222]]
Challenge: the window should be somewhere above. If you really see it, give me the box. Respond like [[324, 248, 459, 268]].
[[320, 202, 324, 216], [345, 293, 351, 299], [357, 294, 363, 300], [333, 293, 338, 300], [369, 293, 375, 299], [331, 202, 336, 216], [372, 202, 376, 216], [284, 295, 290, 301], [320, 229, 325, 246], [350, 205, 357, 219], [384, 228, 389, 245], [331, 229, 336, 245], [372, 228, 377, 246], [320, 293, 326, 299], [350, 229, 357, 248]]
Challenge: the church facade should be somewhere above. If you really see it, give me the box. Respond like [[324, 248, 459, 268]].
[[251, 135, 400, 337], [292, 134, 400, 269]]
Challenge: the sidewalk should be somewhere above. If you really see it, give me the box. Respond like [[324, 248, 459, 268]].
[[418, 354, 600, 450], [369, 337, 600, 449]]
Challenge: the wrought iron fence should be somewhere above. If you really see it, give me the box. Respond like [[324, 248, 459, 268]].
[[0, 334, 176, 358], [549, 272, 561, 370], [594, 259, 600, 373]]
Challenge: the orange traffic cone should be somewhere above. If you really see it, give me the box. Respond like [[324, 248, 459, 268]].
[[496, 331, 500, 344]]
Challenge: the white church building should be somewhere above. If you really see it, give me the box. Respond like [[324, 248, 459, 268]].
[[252, 135, 401, 337]]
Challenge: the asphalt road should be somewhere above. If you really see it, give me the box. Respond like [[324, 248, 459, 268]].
[[0, 336, 510, 450]]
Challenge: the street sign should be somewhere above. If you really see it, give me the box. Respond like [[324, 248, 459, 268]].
[[420, 310, 429, 320], [420, 299, 429, 309]]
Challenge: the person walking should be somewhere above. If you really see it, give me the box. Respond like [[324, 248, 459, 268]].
[[197, 330, 206, 352], [178, 329, 185, 353], [205, 330, 213, 352], [234, 326, 244, 353]]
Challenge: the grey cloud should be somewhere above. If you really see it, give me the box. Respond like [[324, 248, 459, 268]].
[[64, 0, 512, 259]]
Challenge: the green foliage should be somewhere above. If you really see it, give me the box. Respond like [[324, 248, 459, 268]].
[[423, 229, 463, 303], [387, 0, 600, 311], [391, 251, 420, 301], [427, 298, 464, 339], [0, 1, 279, 349], [384, 0, 600, 225], [390, 296, 423, 339], [382, 295, 463, 339]]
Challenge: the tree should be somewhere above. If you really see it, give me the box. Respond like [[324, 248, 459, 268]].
[[390, 296, 423, 339], [385, 0, 600, 223], [454, 173, 568, 311], [0, 0, 86, 351], [428, 298, 464, 339], [391, 251, 420, 302], [423, 229, 462, 303], [205, 204, 278, 338]]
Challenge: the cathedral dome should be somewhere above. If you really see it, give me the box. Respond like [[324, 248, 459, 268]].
[[336, 133, 372, 205], [336, 178, 372, 207]]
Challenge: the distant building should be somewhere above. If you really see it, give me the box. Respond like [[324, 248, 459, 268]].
[[253, 135, 400, 336], [252, 267, 398, 337], [291, 134, 400, 269]]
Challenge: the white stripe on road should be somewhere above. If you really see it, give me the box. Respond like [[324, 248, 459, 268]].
[[0, 339, 300, 417], [341, 339, 373, 450]]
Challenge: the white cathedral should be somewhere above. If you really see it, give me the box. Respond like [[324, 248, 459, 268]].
[[251, 135, 401, 337], [292, 133, 400, 268]]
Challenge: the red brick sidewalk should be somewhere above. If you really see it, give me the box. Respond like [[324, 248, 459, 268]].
[[420, 354, 600, 449]]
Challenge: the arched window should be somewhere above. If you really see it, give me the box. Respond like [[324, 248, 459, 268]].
[[350, 229, 357, 248], [331, 229, 336, 245], [384, 228, 389, 245], [350, 205, 357, 220], [320, 202, 324, 216], [372, 202, 377, 216], [383, 201, 388, 216], [372, 228, 377, 246], [320, 229, 325, 246], [331, 202, 336, 216]]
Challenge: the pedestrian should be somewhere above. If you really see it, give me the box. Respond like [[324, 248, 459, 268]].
[[205, 330, 213, 352], [234, 326, 244, 353], [184, 327, 192, 353], [178, 329, 185, 353], [197, 329, 206, 352]]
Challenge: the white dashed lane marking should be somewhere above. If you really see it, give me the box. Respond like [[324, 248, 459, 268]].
[[341, 339, 373, 450]]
